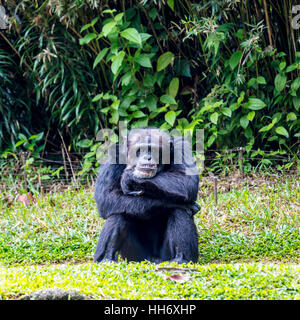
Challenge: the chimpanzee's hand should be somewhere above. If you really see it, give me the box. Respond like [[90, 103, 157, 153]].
[[186, 202, 201, 216], [121, 170, 144, 196]]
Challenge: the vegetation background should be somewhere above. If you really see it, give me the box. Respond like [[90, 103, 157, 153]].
[[0, 0, 299, 188]]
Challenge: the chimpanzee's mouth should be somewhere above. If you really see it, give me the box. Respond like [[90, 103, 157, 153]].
[[138, 164, 157, 171]]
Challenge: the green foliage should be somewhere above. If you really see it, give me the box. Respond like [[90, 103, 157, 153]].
[[184, 17, 300, 152], [0, 49, 36, 149], [0, 0, 299, 165], [79, 9, 181, 131]]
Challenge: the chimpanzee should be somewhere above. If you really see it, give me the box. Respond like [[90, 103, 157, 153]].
[[94, 128, 200, 264]]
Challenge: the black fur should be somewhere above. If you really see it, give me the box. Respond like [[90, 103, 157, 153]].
[[94, 131, 199, 264]]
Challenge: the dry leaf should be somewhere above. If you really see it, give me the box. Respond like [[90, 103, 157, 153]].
[[166, 274, 191, 283], [17, 193, 34, 206]]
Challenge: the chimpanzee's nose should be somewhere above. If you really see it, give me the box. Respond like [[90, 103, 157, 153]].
[[142, 153, 152, 161]]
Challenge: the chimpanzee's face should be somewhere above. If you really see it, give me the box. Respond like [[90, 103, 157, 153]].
[[126, 131, 170, 179]]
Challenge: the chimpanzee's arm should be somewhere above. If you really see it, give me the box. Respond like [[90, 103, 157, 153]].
[[94, 163, 186, 220], [122, 164, 199, 204]]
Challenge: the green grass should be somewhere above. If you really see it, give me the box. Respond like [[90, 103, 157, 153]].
[[1, 262, 299, 300], [0, 176, 299, 299]]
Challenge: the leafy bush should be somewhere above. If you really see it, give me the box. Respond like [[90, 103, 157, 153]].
[[0, 1, 299, 172]]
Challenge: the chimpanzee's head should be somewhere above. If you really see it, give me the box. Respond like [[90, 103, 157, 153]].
[[125, 128, 171, 179]]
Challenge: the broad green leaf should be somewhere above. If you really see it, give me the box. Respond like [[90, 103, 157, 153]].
[[247, 98, 266, 110], [235, 29, 244, 40], [275, 126, 289, 138], [110, 100, 120, 110], [293, 97, 300, 111], [229, 51, 242, 70], [149, 8, 157, 20], [157, 72, 165, 87], [257, 76, 266, 84], [279, 61, 286, 71], [79, 33, 97, 45], [114, 13, 124, 22], [168, 78, 179, 98], [157, 52, 174, 72], [277, 52, 287, 58], [244, 127, 253, 139], [102, 21, 117, 37], [177, 118, 189, 129], [131, 118, 149, 129], [29, 132, 43, 141], [247, 111, 255, 121], [210, 112, 219, 125], [92, 93, 103, 102], [110, 109, 119, 124], [100, 107, 110, 114], [93, 48, 109, 69], [145, 95, 157, 111], [160, 122, 171, 130], [176, 59, 191, 77], [237, 91, 245, 106], [291, 78, 300, 92], [207, 135, 216, 147], [120, 28, 142, 45], [221, 108, 232, 118], [165, 111, 176, 126], [103, 9, 117, 14], [135, 54, 152, 68], [121, 72, 132, 86], [160, 94, 177, 105], [167, 0, 174, 11], [140, 33, 152, 42], [274, 73, 287, 92], [91, 17, 99, 26], [143, 73, 156, 87], [77, 139, 91, 148], [259, 123, 274, 132], [247, 78, 256, 88], [272, 113, 282, 123], [111, 51, 125, 75], [286, 64, 299, 73], [80, 24, 91, 33], [128, 104, 139, 111], [41, 175, 51, 180], [240, 116, 249, 129], [15, 140, 26, 147], [103, 92, 111, 100], [132, 110, 146, 118], [120, 96, 135, 110], [287, 112, 297, 121]]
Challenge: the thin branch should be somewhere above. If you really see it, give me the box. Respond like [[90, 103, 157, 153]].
[[263, 0, 273, 48]]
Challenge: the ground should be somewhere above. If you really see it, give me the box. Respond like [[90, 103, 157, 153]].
[[0, 175, 299, 299]]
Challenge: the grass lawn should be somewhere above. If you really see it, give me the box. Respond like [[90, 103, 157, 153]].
[[0, 176, 299, 299]]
